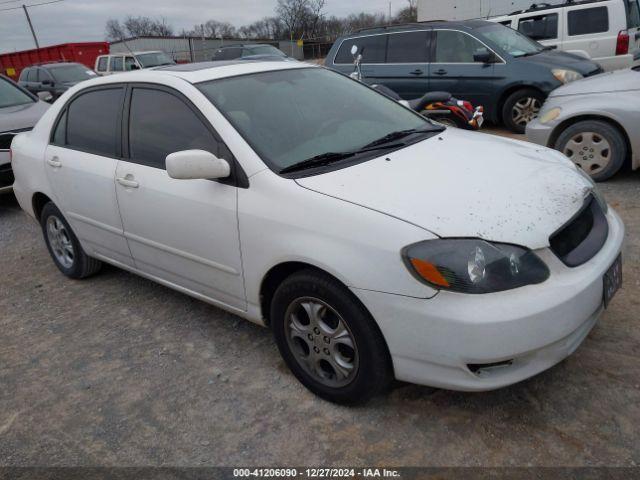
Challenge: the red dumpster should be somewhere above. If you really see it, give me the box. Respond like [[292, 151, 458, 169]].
[[0, 42, 109, 80]]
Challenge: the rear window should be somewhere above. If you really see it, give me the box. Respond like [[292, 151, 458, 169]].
[[97, 57, 108, 72], [334, 35, 387, 64], [387, 31, 429, 63], [518, 13, 558, 40], [568, 7, 609, 36]]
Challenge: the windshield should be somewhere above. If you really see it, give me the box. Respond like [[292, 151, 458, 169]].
[[0, 77, 34, 108], [245, 45, 286, 57], [50, 64, 97, 83], [478, 24, 544, 57], [198, 68, 435, 173], [136, 52, 175, 68]]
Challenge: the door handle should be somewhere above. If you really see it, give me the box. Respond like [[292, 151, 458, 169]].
[[433, 69, 448, 76], [409, 69, 424, 75], [47, 156, 62, 168], [116, 176, 139, 189]]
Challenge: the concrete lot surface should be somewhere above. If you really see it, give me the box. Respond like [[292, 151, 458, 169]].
[[1, 131, 639, 467]]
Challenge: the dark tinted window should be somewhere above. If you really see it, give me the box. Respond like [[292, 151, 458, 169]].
[[334, 35, 387, 64], [19, 69, 29, 81], [110, 56, 123, 71], [97, 57, 108, 71], [627, 0, 640, 28], [387, 31, 429, 63], [568, 7, 609, 35], [518, 13, 558, 40], [435, 30, 487, 63], [66, 88, 123, 157], [128, 88, 221, 169], [27, 69, 37, 82], [52, 110, 67, 146]]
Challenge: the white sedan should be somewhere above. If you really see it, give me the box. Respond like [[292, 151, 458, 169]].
[[10, 61, 624, 404]]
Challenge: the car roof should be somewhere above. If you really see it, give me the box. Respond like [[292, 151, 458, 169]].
[[498, 0, 610, 16], [351, 19, 494, 35], [79, 60, 311, 85], [218, 44, 273, 49]]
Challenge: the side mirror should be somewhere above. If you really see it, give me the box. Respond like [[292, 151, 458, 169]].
[[166, 150, 231, 180], [473, 50, 494, 64], [350, 45, 359, 56]]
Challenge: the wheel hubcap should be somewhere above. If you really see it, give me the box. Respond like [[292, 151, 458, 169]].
[[46, 216, 74, 268], [284, 297, 359, 388], [512, 97, 541, 126], [563, 132, 612, 175]]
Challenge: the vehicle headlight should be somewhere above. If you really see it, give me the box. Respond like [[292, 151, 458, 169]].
[[539, 107, 562, 124], [552, 69, 583, 84], [575, 166, 609, 213], [402, 239, 550, 294]]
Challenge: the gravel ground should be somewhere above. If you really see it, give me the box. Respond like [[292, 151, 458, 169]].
[[1, 132, 639, 467]]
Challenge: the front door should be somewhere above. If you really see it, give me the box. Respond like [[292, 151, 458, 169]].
[[114, 86, 245, 310], [44, 86, 134, 267], [428, 29, 499, 109]]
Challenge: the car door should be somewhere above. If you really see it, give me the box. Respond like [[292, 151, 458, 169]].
[[44, 85, 135, 267], [372, 30, 430, 99], [516, 11, 562, 50], [114, 85, 245, 310], [428, 29, 500, 108]]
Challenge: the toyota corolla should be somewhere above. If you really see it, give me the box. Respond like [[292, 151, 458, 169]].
[[10, 61, 624, 404]]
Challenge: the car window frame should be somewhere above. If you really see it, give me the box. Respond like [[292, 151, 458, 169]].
[[431, 28, 506, 64], [385, 30, 433, 64], [49, 84, 127, 160], [121, 82, 248, 188]]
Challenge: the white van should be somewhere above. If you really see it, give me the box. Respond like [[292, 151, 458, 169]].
[[94, 51, 175, 76], [492, 0, 640, 71]]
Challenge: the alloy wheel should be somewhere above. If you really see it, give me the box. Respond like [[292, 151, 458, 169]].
[[512, 97, 541, 127], [46, 216, 75, 269], [563, 132, 612, 175], [284, 297, 359, 388]]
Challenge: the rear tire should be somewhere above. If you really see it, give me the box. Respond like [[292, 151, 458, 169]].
[[40, 202, 102, 279], [271, 269, 393, 405], [502, 88, 545, 134], [555, 120, 626, 182]]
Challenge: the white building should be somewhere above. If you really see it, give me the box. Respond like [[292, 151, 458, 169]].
[[417, 0, 568, 21]]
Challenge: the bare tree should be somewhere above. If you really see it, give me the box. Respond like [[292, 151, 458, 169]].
[[105, 16, 174, 40], [190, 20, 237, 38], [105, 19, 126, 41]]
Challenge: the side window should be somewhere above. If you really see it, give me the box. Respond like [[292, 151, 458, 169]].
[[110, 56, 124, 72], [51, 110, 67, 146], [568, 7, 609, 36], [27, 69, 37, 82], [128, 88, 223, 169], [518, 13, 558, 40], [124, 57, 137, 71], [66, 88, 124, 157], [97, 57, 108, 72], [435, 30, 487, 63], [334, 35, 387, 64], [387, 31, 429, 63]]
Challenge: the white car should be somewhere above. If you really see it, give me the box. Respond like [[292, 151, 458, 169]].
[[10, 61, 624, 404], [492, 0, 640, 71], [94, 51, 175, 75]]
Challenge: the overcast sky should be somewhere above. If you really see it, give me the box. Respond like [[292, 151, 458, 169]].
[[0, 0, 398, 54]]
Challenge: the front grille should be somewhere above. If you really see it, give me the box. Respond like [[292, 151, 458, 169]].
[[0, 163, 14, 188], [550, 195, 608, 267], [0, 128, 31, 150]]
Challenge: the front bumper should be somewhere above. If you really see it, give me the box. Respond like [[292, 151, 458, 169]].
[[0, 151, 13, 193], [352, 209, 624, 391], [526, 117, 554, 148]]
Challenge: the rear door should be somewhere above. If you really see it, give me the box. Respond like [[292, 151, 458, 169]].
[[516, 10, 562, 50], [375, 30, 431, 99], [428, 29, 500, 108], [44, 85, 134, 267]]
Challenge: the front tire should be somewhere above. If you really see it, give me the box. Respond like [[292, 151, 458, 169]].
[[40, 202, 102, 279], [502, 89, 544, 134], [271, 270, 393, 405], [555, 120, 626, 182]]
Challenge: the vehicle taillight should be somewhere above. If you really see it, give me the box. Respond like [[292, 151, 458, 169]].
[[616, 30, 630, 56]]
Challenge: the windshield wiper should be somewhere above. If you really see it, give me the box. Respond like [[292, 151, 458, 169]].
[[279, 143, 406, 174], [361, 127, 441, 149]]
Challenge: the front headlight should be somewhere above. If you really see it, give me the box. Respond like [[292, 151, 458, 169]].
[[539, 107, 562, 124], [402, 239, 550, 294], [552, 69, 583, 84]]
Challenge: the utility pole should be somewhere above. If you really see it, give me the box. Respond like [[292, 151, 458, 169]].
[[22, 4, 40, 49]]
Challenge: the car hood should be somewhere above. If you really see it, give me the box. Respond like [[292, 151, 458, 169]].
[[550, 68, 640, 97], [295, 128, 593, 250], [518, 50, 602, 76], [0, 101, 49, 133]]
